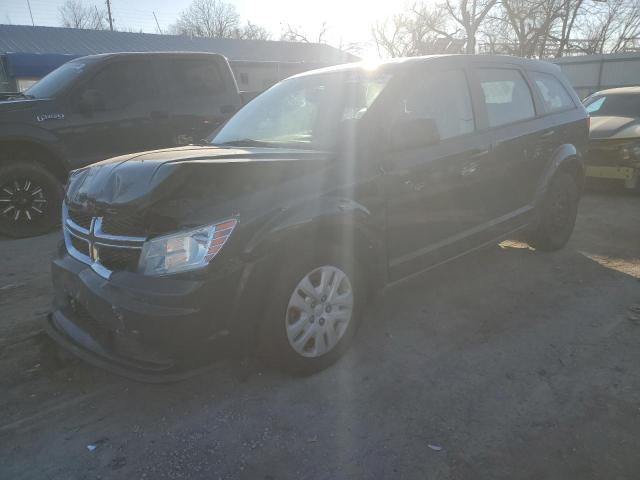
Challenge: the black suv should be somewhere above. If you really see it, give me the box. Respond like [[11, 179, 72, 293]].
[[47, 55, 589, 380], [0, 52, 241, 237]]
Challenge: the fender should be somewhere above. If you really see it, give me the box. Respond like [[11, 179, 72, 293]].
[[244, 194, 387, 287], [532, 143, 584, 207], [226, 194, 387, 355], [0, 122, 70, 173]]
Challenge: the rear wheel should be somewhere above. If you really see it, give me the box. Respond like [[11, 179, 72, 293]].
[[0, 161, 63, 238], [525, 173, 579, 251], [264, 246, 365, 374]]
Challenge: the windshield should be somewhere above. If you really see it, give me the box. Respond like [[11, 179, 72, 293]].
[[25, 61, 89, 99], [211, 70, 390, 150], [584, 93, 640, 118]]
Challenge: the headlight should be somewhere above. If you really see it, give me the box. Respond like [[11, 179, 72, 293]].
[[620, 141, 640, 163], [138, 218, 238, 275]]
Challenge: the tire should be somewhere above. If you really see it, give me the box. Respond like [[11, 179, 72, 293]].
[[0, 160, 64, 238], [263, 245, 366, 375], [526, 173, 579, 251]]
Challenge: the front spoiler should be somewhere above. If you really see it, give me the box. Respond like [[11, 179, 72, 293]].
[[44, 311, 221, 383]]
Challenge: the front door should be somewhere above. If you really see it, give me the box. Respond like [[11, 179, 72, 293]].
[[383, 67, 495, 280], [55, 59, 170, 167]]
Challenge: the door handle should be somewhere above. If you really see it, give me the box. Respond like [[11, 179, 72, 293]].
[[540, 130, 555, 138]]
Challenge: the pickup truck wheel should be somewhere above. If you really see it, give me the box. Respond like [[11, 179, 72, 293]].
[[265, 247, 365, 374], [526, 173, 579, 251], [0, 161, 63, 238]]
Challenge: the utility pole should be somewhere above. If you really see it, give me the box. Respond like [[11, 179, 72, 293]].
[[26, 0, 34, 26], [106, 0, 114, 31], [153, 12, 162, 34]]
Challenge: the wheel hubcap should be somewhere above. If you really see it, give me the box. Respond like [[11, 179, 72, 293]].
[[0, 178, 47, 223], [285, 265, 354, 358]]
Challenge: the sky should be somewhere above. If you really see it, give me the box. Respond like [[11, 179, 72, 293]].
[[0, 0, 409, 58]]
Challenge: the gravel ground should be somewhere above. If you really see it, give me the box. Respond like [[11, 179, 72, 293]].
[[1, 191, 639, 480]]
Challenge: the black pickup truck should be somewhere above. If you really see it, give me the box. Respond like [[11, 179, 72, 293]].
[[0, 52, 242, 237]]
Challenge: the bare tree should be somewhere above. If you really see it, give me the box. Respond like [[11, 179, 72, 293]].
[[442, 0, 499, 53], [577, 0, 640, 54], [499, 0, 564, 57], [372, 4, 462, 57], [553, 0, 585, 57], [59, 0, 107, 30], [237, 21, 272, 41], [172, 0, 240, 38], [281, 22, 329, 43]]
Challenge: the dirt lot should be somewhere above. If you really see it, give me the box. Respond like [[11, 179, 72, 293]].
[[1, 192, 639, 480]]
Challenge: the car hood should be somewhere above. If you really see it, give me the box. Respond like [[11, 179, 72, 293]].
[[65, 145, 337, 225], [589, 116, 640, 140]]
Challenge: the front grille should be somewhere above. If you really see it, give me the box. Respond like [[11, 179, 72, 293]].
[[69, 234, 90, 257], [97, 245, 141, 271], [101, 212, 146, 237], [68, 209, 92, 230], [63, 203, 146, 276]]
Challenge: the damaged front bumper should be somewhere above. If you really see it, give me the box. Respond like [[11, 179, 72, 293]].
[[47, 244, 249, 381]]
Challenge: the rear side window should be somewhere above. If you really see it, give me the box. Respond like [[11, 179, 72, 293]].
[[477, 68, 535, 127], [396, 69, 475, 140], [161, 58, 226, 98], [531, 71, 574, 112]]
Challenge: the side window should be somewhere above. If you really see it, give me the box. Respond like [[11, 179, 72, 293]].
[[531, 71, 574, 112], [77, 61, 155, 112], [396, 69, 475, 140], [165, 59, 225, 98], [477, 68, 535, 128]]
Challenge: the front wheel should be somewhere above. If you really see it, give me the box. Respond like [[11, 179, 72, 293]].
[[264, 247, 365, 374], [525, 173, 579, 251], [0, 161, 63, 238]]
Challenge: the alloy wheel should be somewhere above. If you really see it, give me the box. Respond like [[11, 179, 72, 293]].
[[0, 177, 48, 225], [285, 265, 354, 358]]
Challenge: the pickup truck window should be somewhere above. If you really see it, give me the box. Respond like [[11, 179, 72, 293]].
[[212, 71, 390, 149], [478, 68, 535, 127], [25, 61, 88, 99], [159, 59, 225, 98], [74, 61, 156, 111]]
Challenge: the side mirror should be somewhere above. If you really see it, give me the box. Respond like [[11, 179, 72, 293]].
[[76, 89, 105, 114], [390, 118, 440, 151]]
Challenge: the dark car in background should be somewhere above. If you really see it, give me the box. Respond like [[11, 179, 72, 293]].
[[46, 55, 589, 381], [584, 86, 640, 189], [0, 52, 242, 237]]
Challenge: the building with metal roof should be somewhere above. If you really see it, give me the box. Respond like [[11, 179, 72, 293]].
[[0, 24, 358, 92], [551, 52, 640, 99]]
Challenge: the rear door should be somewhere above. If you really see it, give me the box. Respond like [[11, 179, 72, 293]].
[[384, 66, 497, 280], [157, 56, 241, 146], [469, 66, 542, 222]]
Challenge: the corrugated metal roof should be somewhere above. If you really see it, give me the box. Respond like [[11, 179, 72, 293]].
[[0, 24, 357, 65]]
